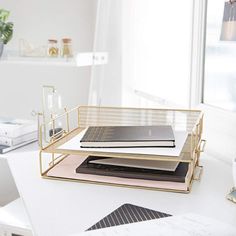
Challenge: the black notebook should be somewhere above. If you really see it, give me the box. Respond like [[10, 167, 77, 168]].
[[76, 156, 188, 183], [87, 204, 171, 231], [80, 125, 175, 148]]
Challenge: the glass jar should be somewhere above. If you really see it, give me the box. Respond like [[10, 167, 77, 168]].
[[61, 38, 73, 58], [47, 39, 59, 57]]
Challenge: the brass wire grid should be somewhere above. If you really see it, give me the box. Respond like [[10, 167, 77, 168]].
[[39, 106, 204, 193]]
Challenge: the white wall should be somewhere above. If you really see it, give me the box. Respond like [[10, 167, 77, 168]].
[[0, 0, 97, 119], [0, 64, 92, 119], [2, 0, 97, 53], [0, 0, 97, 204]]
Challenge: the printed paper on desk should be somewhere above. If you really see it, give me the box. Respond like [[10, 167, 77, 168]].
[[70, 213, 236, 236], [58, 129, 188, 157]]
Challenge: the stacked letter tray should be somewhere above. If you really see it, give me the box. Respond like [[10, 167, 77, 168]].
[[39, 106, 205, 193]]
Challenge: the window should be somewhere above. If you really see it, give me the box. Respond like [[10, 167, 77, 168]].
[[190, 0, 236, 162], [203, 0, 236, 112], [122, 0, 193, 108]]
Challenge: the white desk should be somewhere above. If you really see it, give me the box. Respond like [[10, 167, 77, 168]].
[[0, 155, 19, 206], [5, 143, 236, 236]]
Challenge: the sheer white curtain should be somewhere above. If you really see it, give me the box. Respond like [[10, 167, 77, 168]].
[[89, 0, 122, 106], [90, 0, 193, 108]]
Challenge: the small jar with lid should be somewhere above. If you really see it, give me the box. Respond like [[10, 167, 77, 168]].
[[47, 39, 59, 57], [61, 38, 73, 58]]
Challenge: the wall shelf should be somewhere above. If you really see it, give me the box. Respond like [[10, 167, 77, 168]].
[[0, 52, 108, 67]]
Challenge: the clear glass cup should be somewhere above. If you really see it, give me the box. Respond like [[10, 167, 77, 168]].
[[47, 39, 59, 57], [61, 38, 73, 58]]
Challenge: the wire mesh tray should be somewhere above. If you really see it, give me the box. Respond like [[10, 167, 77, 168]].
[[39, 106, 205, 193]]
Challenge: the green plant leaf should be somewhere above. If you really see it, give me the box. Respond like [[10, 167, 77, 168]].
[[0, 22, 13, 44], [0, 9, 13, 44], [0, 9, 10, 22]]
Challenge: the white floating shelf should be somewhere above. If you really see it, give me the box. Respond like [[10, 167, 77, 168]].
[[0, 52, 108, 67]]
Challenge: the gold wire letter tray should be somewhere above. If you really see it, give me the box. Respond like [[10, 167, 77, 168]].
[[39, 106, 205, 193]]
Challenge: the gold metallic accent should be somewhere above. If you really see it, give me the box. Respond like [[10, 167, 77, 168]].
[[65, 107, 70, 133], [193, 165, 203, 181], [39, 106, 205, 193]]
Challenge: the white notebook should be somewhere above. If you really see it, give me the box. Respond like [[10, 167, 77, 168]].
[[70, 213, 236, 236], [89, 158, 179, 171]]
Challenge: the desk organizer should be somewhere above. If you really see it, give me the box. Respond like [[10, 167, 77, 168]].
[[39, 106, 205, 193]]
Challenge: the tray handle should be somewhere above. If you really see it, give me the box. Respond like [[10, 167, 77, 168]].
[[199, 139, 206, 152], [193, 165, 203, 181]]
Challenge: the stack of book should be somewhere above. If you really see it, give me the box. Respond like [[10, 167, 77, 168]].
[[0, 118, 38, 154], [80, 126, 176, 148], [74, 125, 190, 191]]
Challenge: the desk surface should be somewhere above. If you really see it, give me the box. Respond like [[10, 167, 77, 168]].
[[5, 143, 236, 236]]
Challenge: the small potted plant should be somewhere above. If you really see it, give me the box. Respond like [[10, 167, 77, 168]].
[[0, 9, 13, 57]]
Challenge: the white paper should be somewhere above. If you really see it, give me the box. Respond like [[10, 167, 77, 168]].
[[89, 158, 179, 171], [58, 129, 188, 157], [70, 213, 236, 236]]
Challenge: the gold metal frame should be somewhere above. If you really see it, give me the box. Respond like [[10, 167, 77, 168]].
[[39, 106, 204, 194]]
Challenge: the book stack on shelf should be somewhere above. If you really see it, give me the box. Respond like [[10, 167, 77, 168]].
[[0, 118, 37, 154], [39, 106, 205, 193]]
